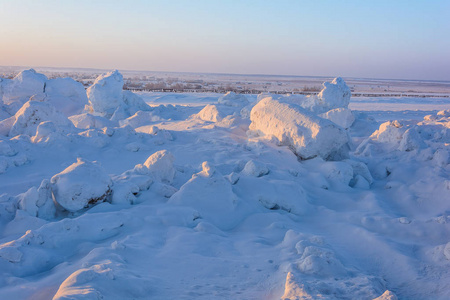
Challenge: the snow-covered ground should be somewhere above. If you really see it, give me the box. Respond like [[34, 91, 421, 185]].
[[0, 70, 449, 299]]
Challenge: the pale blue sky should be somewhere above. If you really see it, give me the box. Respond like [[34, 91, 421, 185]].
[[0, 0, 449, 80]]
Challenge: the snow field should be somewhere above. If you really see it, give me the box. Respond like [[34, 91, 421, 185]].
[[0, 70, 449, 299]]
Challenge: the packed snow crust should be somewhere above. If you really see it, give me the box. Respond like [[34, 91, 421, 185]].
[[0, 70, 449, 300]]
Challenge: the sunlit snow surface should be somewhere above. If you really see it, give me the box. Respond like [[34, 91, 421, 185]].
[[0, 71, 449, 300]]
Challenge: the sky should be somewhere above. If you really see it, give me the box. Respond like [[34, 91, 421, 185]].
[[0, 0, 449, 80]]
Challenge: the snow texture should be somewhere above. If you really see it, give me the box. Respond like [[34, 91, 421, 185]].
[[8, 100, 73, 137], [86, 71, 150, 119], [249, 96, 350, 160], [50, 158, 112, 212], [0, 70, 449, 300], [218, 91, 249, 107]]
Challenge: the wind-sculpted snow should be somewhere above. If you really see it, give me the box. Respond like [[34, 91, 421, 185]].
[[0, 70, 449, 299]]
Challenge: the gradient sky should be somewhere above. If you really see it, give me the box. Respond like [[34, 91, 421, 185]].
[[0, 0, 449, 80]]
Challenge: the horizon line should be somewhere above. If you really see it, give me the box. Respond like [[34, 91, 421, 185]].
[[1, 64, 449, 84]]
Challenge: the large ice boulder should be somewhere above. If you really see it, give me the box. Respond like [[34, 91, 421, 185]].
[[317, 77, 351, 109], [370, 121, 405, 144], [1, 69, 47, 107], [87, 71, 150, 119], [249, 97, 350, 160], [8, 100, 73, 137], [87, 70, 124, 118], [218, 92, 249, 107], [45, 77, 88, 117], [50, 158, 112, 212], [299, 77, 351, 113]]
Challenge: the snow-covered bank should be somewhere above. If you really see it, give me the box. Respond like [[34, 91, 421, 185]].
[[0, 70, 449, 299]]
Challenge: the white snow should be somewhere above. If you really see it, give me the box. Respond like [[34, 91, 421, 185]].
[[249, 96, 350, 160], [218, 91, 249, 107], [195, 104, 225, 122], [0, 69, 449, 300], [1, 69, 47, 109], [45, 77, 88, 117], [317, 77, 352, 110], [50, 158, 112, 212], [86, 71, 151, 119], [7, 100, 74, 137], [86, 70, 124, 118], [319, 107, 355, 129], [136, 149, 176, 184]]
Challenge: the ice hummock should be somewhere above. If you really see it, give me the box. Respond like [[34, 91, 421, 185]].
[[50, 158, 112, 212], [249, 96, 350, 160], [0, 70, 449, 300], [86, 70, 151, 119]]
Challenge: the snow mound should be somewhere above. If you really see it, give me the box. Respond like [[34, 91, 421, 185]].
[[69, 113, 115, 129], [1, 69, 47, 109], [356, 119, 431, 154], [373, 290, 399, 300], [319, 161, 355, 188], [371, 120, 405, 144], [122, 90, 151, 115], [50, 158, 112, 212], [281, 234, 388, 299], [169, 162, 245, 230], [53, 262, 153, 300], [241, 160, 269, 177], [249, 97, 349, 160], [282, 271, 391, 300], [8, 100, 73, 137], [281, 272, 313, 300], [133, 150, 176, 184], [296, 77, 351, 113], [86, 70, 124, 118], [317, 77, 351, 110], [196, 104, 225, 122], [31, 121, 65, 144], [45, 77, 88, 117], [319, 107, 355, 129], [119, 111, 163, 128], [398, 127, 426, 151], [17, 179, 55, 219], [86, 70, 150, 119], [218, 91, 249, 107]]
